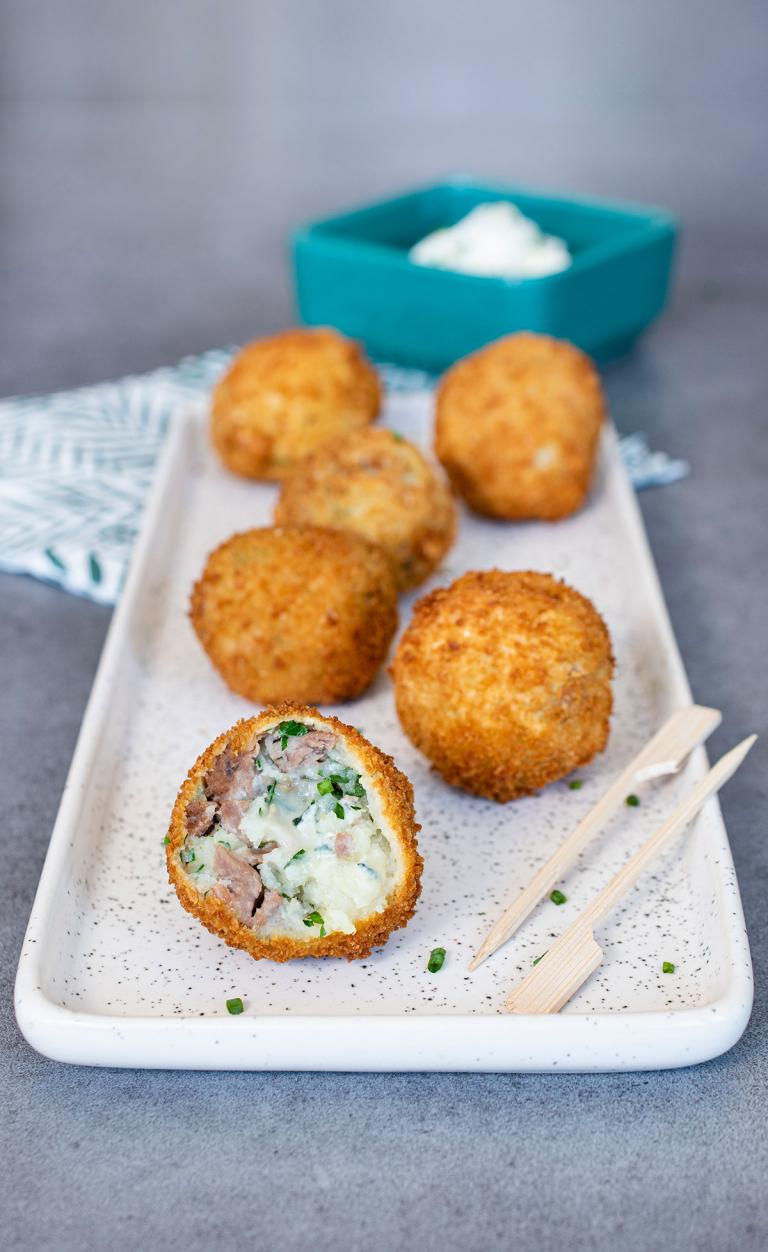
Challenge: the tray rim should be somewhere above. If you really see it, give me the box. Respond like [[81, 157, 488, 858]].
[[14, 404, 754, 1072]]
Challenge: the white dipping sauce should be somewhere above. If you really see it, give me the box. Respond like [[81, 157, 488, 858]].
[[408, 201, 571, 280]]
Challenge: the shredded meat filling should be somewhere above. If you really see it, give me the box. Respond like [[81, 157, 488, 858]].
[[211, 845, 264, 925], [270, 729, 336, 771], [203, 742, 262, 832], [185, 798, 217, 839]]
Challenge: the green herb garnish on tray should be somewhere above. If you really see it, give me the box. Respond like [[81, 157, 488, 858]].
[[427, 947, 446, 973]]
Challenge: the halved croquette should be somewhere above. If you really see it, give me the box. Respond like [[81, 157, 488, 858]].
[[167, 706, 423, 960]]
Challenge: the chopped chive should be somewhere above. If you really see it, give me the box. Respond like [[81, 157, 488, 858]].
[[280, 892, 293, 900], [427, 947, 446, 973], [532, 951, 548, 966], [317, 778, 334, 796], [334, 801, 345, 820], [265, 781, 277, 807], [286, 849, 306, 865], [662, 961, 676, 974], [180, 848, 195, 864], [255, 755, 264, 770], [550, 889, 567, 905], [569, 779, 583, 790], [626, 793, 640, 807], [162, 835, 170, 846], [226, 997, 244, 1015]]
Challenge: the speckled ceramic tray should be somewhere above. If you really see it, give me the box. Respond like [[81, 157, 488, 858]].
[[15, 393, 753, 1071]]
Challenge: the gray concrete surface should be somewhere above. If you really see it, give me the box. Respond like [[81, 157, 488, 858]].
[[1, 3, 767, 1250]]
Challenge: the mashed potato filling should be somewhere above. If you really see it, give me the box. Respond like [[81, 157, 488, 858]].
[[179, 721, 400, 938]]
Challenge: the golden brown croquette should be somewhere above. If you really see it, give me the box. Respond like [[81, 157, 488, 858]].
[[390, 570, 614, 802], [211, 328, 381, 480], [274, 427, 458, 591], [190, 527, 398, 704], [435, 333, 605, 520], [167, 705, 423, 961]]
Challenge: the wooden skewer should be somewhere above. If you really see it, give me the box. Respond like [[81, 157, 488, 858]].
[[505, 734, 757, 1014], [470, 706, 722, 971]]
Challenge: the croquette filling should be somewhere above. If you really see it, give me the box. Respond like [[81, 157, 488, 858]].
[[178, 721, 400, 938]]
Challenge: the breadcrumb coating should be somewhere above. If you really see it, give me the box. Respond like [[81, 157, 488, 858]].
[[435, 332, 605, 520], [166, 705, 423, 960], [390, 570, 614, 801], [274, 427, 457, 591], [211, 327, 380, 480], [190, 526, 398, 704]]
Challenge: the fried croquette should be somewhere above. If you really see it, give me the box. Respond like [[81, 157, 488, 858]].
[[211, 327, 381, 479], [390, 570, 614, 802], [435, 332, 605, 520], [167, 705, 423, 961], [190, 527, 398, 704], [274, 427, 458, 591]]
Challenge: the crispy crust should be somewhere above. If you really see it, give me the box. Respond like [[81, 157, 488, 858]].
[[166, 704, 423, 961], [189, 526, 398, 703], [390, 570, 614, 802], [274, 427, 458, 591], [211, 327, 381, 480], [435, 332, 605, 521]]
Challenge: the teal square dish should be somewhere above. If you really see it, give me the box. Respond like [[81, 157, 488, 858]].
[[292, 179, 678, 371]]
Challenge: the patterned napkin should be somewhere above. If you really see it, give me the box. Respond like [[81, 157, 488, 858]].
[[0, 350, 689, 607]]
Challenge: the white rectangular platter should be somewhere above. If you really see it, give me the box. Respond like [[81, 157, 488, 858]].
[[15, 389, 753, 1071]]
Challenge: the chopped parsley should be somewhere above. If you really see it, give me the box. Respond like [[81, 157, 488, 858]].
[[303, 910, 326, 937], [334, 802, 345, 820], [286, 849, 306, 865], [162, 835, 170, 846], [226, 997, 244, 1015], [427, 947, 446, 973], [662, 961, 676, 974], [392, 431, 405, 443], [532, 952, 548, 966], [550, 889, 567, 905], [279, 720, 309, 750], [568, 779, 583, 790], [626, 794, 640, 807], [180, 847, 195, 864], [318, 771, 366, 801]]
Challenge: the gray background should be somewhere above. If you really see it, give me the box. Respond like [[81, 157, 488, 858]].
[[1, 2, 767, 1249]]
